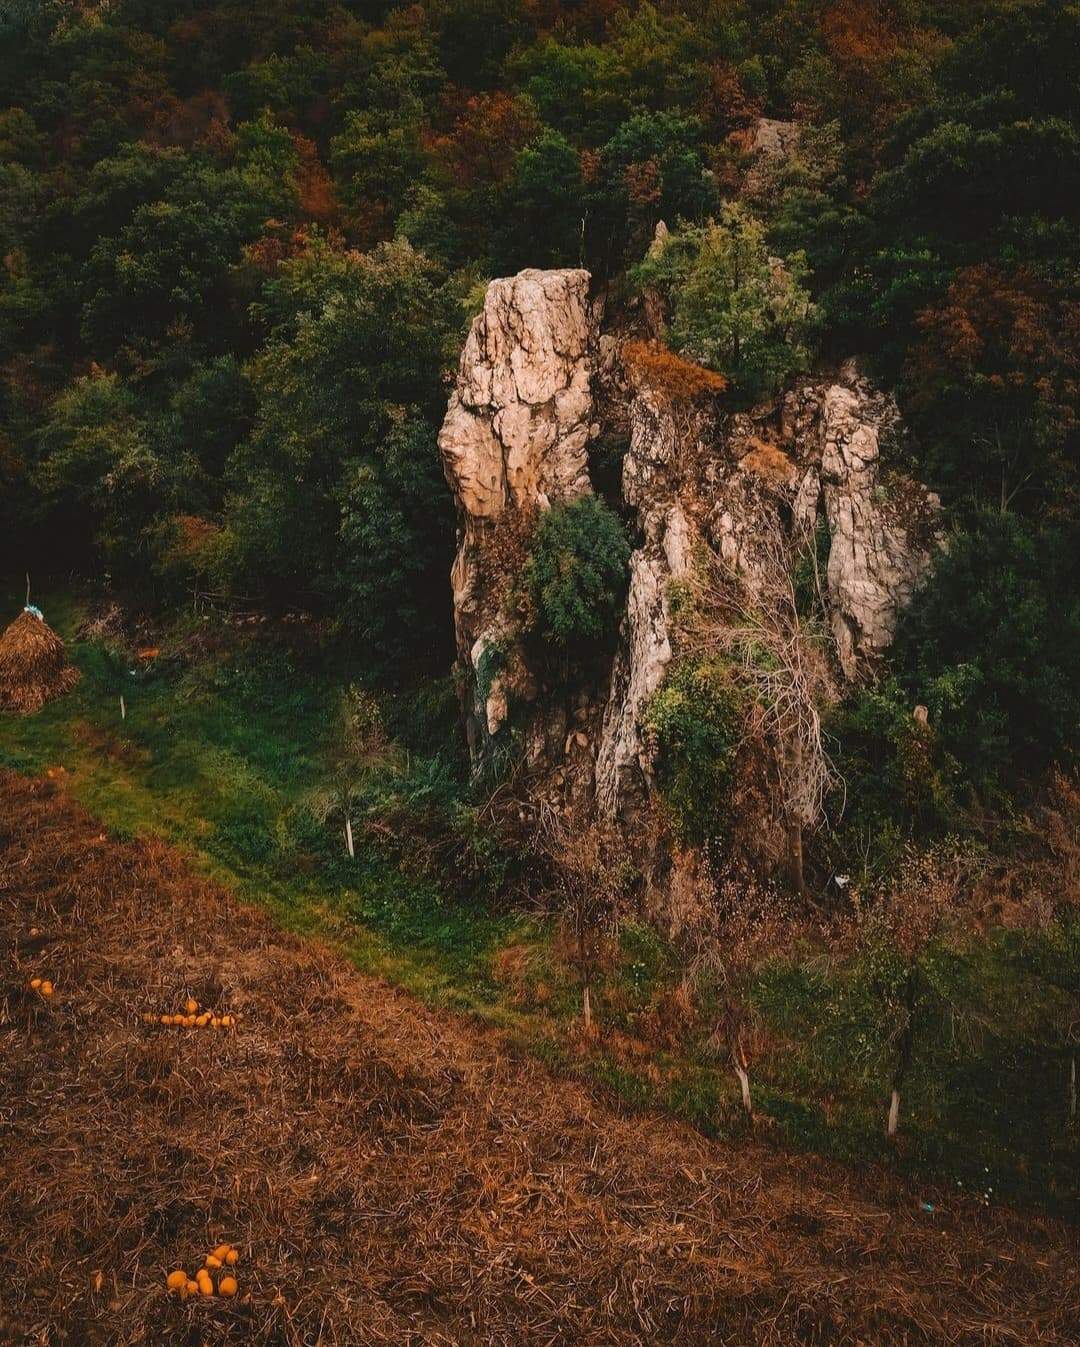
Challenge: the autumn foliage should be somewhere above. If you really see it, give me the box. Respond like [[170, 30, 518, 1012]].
[[622, 340, 728, 402]]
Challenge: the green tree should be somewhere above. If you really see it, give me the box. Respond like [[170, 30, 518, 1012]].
[[35, 368, 166, 577], [594, 111, 716, 266], [895, 513, 1080, 792], [493, 129, 586, 272], [79, 156, 286, 366], [635, 202, 816, 400], [224, 235, 456, 665], [330, 101, 426, 239]]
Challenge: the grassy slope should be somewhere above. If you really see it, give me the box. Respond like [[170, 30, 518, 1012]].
[[7, 770, 1077, 1346], [1, 586, 1076, 1216]]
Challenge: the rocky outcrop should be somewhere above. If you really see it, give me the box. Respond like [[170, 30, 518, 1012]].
[[819, 383, 940, 676], [439, 268, 942, 842], [438, 269, 598, 752], [781, 370, 942, 679], [596, 362, 941, 818], [743, 117, 801, 196], [595, 381, 693, 814], [747, 117, 800, 159]]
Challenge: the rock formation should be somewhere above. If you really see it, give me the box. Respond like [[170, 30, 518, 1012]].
[[438, 268, 598, 755], [817, 382, 941, 676], [594, 378, 692, 816], [438, 267, 942, 853]]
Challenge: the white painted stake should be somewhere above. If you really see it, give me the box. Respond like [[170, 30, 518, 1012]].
[[119, 694, 126, 721], [345, 816, 355, 858], [735, 1064, 752, 1115], [887, 1087, 901, 1138]]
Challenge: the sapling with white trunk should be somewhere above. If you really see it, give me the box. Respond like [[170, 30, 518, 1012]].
[[854, 843, 984, 1143], [541, 805, 624, 1037], [885, 968, 919, 1140], [672, 858, 792, 1126], [311, 686, 394, 860], [96, 643, 131, 724]]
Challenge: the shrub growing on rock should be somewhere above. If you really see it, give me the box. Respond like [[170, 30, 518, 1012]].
[[644, 658, 743, 846], [518, 496, 630, 648], [633, 201, 816, 402]]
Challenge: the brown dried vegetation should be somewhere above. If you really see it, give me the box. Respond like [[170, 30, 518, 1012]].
[[1, 773, 1078, 1346], [623, 339, 729, 402], [0, 610, 81, 714]]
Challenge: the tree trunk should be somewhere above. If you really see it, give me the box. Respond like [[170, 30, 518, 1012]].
[[582, 983, 592, 1034], [1069, 1053, 1077, 1126], [787, 817, 807, 897], [887, 969, 919, 1140], [345, 816, 355, 859], [783, 728, 809, 898], [119, 694, 126, 721]]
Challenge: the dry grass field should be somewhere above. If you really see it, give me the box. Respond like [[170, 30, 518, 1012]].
[[2, 771, 1077, 1347]]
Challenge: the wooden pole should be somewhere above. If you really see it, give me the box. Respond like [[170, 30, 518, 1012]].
[[887, 1088, 901, 1138]]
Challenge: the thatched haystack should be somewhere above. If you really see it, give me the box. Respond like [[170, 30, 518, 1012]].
[[0, 608, 81, 713]]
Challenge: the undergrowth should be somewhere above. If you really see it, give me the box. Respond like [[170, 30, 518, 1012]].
[[0, 585, 1075, 1216]]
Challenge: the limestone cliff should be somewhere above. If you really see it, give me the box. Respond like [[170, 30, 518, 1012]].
[[438, 267, 942, 859], [438, 269, 598, 758]]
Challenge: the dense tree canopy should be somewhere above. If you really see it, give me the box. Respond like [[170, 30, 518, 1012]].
[[0, 0, 1075, 806]]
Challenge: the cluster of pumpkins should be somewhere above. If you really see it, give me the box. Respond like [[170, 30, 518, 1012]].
[[166, 1243, 240, 1300], [143, 997, 236, 1030], [28, 976, 55, 998]]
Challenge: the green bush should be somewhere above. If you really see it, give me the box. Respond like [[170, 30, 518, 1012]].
[[644, 658, 742, 845], [894, 513, 1079, 793], [827, 677, 959, 878], [519, 496, 630, 648]]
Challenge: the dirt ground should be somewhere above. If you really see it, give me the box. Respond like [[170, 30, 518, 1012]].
[[1, 771, 1077, 1347]]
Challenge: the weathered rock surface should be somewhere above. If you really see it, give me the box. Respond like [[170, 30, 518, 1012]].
[[743, 117, 801, 195], [439, 268, 942, 834], [748, 117, 801, 159], [438, 269, 597, 751], [595, 379, 692, 814], [781, 371, 942, 678], [440, 269, 594, 527], [819, 384, 940, 675]]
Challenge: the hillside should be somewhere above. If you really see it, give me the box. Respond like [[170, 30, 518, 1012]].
[[3, 770, 1078, 1346], [0, 0, 1077, 1313]]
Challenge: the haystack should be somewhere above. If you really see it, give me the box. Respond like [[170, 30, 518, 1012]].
[[0, 607, 81, 713]]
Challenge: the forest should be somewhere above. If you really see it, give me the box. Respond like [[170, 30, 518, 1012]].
[[0, 0, 1078, 1277]]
